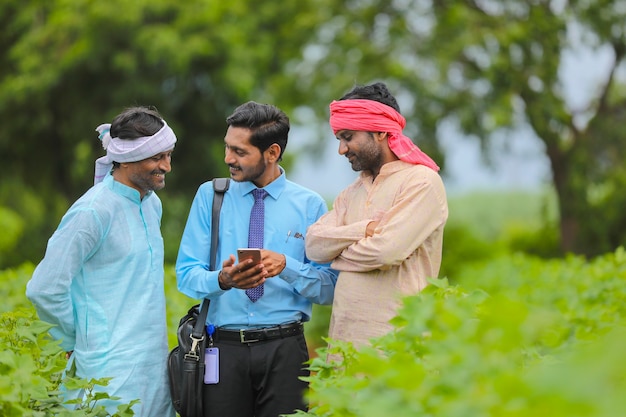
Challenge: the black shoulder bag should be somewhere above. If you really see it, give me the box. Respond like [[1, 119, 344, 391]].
[[168, 177, 230, 417]]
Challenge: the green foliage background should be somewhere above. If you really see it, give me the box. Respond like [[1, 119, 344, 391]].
[[2, 0, 626, 415], [2, 0, 626, 261]]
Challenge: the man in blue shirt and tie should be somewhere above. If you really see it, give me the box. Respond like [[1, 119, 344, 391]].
[[176, 101, 338, 417]]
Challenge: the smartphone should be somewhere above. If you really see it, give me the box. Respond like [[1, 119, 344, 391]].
[[237, 248, 262, 265]]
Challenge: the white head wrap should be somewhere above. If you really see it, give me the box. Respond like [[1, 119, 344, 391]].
[[94, 120, 177, 184]]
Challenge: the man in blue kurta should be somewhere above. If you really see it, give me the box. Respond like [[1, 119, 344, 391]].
[[26, 106, 177, 416]]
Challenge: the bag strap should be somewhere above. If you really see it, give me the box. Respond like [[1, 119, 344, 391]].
[[193, 177, 230, 338], [209, 177, 230, 271]]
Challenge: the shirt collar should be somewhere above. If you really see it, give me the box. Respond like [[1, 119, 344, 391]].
[[241, 166, 286, 200]]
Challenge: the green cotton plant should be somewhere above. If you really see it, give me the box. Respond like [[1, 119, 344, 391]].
[[0, 309, 137, 416], [455, 248, 626, 343], [295, 249, 626, 417], [0, 309, 65, 417], [61, 359, 140, 417], [298, 281, 502, 417], [520, 323, 626, 417], [0, 261, 139, 415]]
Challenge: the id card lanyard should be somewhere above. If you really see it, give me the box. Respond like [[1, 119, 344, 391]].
[[204, 324, 219, 384]]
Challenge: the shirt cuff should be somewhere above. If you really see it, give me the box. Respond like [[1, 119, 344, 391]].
[[205, 270, 230, 295], [279, 255, 300, 285]]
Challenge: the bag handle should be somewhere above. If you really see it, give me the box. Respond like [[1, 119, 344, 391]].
[[193, 177, 230, 339]]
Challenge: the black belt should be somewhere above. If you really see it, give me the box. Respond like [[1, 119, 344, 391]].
[[215, 322, 304, 344]]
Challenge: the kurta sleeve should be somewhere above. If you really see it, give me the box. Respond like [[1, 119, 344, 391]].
[[305, 189, 371, 263], [26, 208, 103, 351], [333, 171, 447, 272]]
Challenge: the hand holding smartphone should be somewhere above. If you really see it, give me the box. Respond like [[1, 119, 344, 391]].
[[237, 248, 262, 265]]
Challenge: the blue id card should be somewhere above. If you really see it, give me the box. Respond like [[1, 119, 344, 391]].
[[204, 347, 219, 384]]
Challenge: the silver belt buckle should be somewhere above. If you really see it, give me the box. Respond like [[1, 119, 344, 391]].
[[240, 329, 259, 343]]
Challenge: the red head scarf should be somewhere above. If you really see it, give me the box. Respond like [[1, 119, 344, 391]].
[[329, 99, 439, 171]]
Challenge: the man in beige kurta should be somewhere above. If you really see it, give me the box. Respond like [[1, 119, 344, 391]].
[[306, 82, 448, 348]]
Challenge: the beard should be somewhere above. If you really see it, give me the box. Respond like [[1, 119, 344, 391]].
[[229, 158, 267, 183], [129, 170, 166, 194], [347, 144, 382, 173]]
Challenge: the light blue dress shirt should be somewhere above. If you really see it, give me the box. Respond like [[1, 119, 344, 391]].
[[26, 174, 174, 417], [176, 170, 338, 329]]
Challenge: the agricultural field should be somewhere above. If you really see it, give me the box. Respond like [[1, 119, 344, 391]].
[[2, 190, 624, 416]]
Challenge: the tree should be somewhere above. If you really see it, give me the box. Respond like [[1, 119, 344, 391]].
[[3, 0, 625, 257], [279, 0, 626, 256], [0, 0, 332, 266], [0, 0, 330, 199]]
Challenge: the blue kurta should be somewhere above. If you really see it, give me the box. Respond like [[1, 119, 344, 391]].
[[26, 174, 174, 416]]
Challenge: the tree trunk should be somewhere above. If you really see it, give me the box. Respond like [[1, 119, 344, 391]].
[[546, 141, 582, 255]]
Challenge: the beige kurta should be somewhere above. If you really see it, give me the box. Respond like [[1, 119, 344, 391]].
[[306, 160, 448, 347]]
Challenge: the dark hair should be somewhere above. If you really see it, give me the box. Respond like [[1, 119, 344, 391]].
[[110, 106, 164, 140], [109, 106, 164, 169], [339, 82, 401, 112], [226, 101, 289, 160]]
